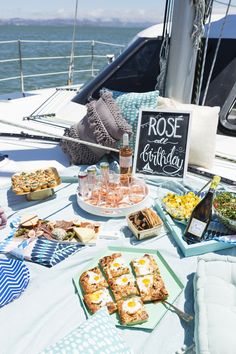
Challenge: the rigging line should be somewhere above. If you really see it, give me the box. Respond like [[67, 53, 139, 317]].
[[162, 0, 173, 38], [165, 0, 173, 35], [0, 118, 120, 153], [0, 132, 60, 143], [202, 0, 232, 105], [155, 0, 173, 94], [67, 0, 79, 86], [162, 0, 169, 37], [23, 117, 67, 130], [214, 0, 236, 7], [167, 0, 174, 36], [196, 0, 214, 105]]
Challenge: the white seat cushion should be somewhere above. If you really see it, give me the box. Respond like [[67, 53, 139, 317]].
[[194, 255, 236, 354]]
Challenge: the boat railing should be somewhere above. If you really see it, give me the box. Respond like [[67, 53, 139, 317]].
[[0, 39, 125, 94]]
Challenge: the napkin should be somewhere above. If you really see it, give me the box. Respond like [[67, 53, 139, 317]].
[[0, 258, 30, 308]]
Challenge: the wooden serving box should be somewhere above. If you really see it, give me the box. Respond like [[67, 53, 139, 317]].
[[11, 167, 61, 201]]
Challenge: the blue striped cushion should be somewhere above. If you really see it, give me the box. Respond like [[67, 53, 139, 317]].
[[0, 258, 30, 307]]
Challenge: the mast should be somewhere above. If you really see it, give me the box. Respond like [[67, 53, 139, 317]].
[[165, 0, 201, 103]]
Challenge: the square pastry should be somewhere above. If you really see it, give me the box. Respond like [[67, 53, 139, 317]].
[[117, 296, 149, 325], [108, 274, 139, 301], [80, 267, 108, 294], [136, 272, 169, 302], [99, 253, 130, 280], [83, 288, 117, 314], [131, 254, 159, 277]]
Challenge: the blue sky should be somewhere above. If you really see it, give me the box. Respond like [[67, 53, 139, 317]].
[[1, 0, 235, 22]]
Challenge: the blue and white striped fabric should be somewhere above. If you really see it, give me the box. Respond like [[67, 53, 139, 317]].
[[0, 216, 84, 267], [0, 258, 30, 308]]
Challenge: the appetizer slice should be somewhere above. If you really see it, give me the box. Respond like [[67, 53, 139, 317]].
[[80, 267, 108, 294], [117, 296, 149, 325], [136, 272, 168, 302], [99, 253, 130, 280], [131, 254, 159, 277], [83, 288, 117, 314], [108, 274, 139, 301]]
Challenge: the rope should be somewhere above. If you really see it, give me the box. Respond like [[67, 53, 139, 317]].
[[192, 0, 206, 49], [202, 0, 232, 105], [155, 36, 170, 96]]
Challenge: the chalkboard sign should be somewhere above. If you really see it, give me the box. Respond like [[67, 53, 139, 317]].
[[133, 109, 192, 179]]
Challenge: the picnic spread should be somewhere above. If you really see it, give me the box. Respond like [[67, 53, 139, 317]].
[[0, 163, 236, 354], [0, 90, 236, 354]]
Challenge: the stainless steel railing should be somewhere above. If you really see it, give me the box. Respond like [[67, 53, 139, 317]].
[[0, 39, 125, 94]]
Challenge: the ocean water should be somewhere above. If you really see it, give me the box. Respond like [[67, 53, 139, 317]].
[[0, 25, 144, 94]]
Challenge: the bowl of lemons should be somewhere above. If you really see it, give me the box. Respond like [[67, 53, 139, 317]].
[[162, 191, 201, 224]]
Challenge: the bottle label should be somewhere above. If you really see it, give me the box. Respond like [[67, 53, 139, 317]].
[[187, 218, 207, 238], [120, 155, 132, 168]]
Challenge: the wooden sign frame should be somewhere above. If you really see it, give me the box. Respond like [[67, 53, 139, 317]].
[[133, 108, 192, 180]]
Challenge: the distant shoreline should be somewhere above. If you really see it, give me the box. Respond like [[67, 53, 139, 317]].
[[0, 18, 156, 28]]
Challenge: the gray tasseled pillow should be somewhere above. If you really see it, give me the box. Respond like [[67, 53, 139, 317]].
[[61, 91, 132, 165]]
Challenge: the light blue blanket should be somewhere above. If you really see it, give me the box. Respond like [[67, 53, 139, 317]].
[[0, 170, 235, 354]]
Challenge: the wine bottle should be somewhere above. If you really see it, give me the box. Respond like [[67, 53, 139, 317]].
[[183, 176, 221, 244], [119, 133, 133, 177]]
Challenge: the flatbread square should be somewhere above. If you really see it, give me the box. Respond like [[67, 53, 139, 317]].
[[117, 296, 149, 325], [83, 288, 117, 314], [99, 253, 130, 280], [80, 267, 108, 294], [136, 272, 168, 302], [131, 254, 159, 277], [108, 274, 138, 301]]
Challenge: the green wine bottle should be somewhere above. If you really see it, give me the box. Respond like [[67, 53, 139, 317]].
[[184, 176, 221, 244]]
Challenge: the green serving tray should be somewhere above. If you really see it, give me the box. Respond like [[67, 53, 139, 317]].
[[73, 245, 184, 331]]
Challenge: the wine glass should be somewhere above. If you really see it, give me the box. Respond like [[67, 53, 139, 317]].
[[106, 173, 123, 207], [108, 171, 120, 190], [128, 179, 146, 204]]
